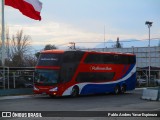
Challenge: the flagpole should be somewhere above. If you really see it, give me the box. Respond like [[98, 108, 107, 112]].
[[1, 0, 5, 89]]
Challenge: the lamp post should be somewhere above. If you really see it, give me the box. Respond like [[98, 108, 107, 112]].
[[104, 25, 105, 52], [1, 0, 5, 89], [145, 21, 153, 86]]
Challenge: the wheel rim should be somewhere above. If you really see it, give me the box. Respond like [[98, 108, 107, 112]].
[[121, 87, 124, 93], [121, 85, 126, 93], [71, 87, 79, 97], [115, 86, 119, 94]]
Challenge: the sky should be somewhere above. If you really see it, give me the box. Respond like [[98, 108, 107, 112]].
[[2, 0, 160, 51]]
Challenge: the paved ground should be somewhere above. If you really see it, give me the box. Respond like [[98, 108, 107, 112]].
[[0, 88, 159, 120]]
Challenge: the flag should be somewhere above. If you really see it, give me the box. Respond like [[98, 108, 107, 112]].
[[5, 0, 42, 20]]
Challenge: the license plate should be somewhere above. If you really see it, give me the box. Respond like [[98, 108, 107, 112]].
[[42, 92, 46, 95]]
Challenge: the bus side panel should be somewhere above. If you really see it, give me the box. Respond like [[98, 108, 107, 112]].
[[80, 84, 114, 95], [79, 73, 136, 95], [121, 64, 135, 79], [125, 73, 136, 91]]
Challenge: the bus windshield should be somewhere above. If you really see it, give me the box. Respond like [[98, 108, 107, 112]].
[[35, 70, 59, 85]]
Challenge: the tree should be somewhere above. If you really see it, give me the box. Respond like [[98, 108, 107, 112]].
[[112, 37, 123, 48], [11, 29, 31, 55], [1, 28, 36, 67], [24, 55, 37, 67], [44, 44, 57, 50], [35, 52, 40, 59], [5, 29, 34, 67], [35, 44, 57, 59]]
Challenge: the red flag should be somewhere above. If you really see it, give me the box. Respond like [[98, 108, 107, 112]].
[[5, 0, 42, 20]]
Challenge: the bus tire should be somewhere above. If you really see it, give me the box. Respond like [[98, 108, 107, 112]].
[[114, 85, 120, 95], [121, 84, 126, 94], [71, 86, 79, 97]]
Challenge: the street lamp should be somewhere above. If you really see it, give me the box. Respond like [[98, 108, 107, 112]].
[[145, 21, 153, 86]]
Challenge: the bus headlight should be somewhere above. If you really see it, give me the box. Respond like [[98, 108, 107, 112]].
[[34, 86, 39, 91], [49, 87, 58, 92]]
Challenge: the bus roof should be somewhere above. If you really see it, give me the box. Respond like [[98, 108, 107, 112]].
[[41, 50, 65, 54], [41, 50, 135, 56], [86, 51, 135, 56]]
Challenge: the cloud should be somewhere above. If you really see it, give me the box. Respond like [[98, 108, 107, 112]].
[[7, 20, 156, 50], [7, 21, 104, 47]]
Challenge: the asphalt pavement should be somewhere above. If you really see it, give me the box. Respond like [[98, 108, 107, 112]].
[[0, 88, 159, 120]]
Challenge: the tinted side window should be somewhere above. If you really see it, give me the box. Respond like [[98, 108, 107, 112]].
[[60, 51, 84, 83], [60, 64, 75, 83], [114, 55, 135, 64], [128, 56, 136, 64], [76, 72, 115, 82], [84, 54, 103, 64], [117, 55, 136, 64], [63, 51, 84, 63], [84, 53, 136, 64], [116, 55, 129, 64], [102, 54, 114, 64]]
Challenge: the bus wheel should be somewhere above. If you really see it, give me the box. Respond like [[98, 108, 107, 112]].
[[114, 85, 120, 95], [71, 86, 79, 97], [121, 84, 126, 94]]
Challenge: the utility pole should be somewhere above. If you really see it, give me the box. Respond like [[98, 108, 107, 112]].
[[69, 42, 76, 50], [1, 0, 5, 89], [104, 25, 105, 51], [145, 21, 153, 86], [1, 0, 5, 66]]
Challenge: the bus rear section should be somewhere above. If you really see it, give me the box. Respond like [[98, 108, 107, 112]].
[[34, 50, 136, 97]]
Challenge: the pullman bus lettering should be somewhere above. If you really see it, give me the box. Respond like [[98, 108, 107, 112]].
[[34, 50, 136, 97], [91, 66, 112, 71]]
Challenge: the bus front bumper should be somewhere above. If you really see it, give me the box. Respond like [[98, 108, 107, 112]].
[[33, 86, 58, 96]]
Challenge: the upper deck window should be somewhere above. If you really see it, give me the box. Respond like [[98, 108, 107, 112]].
[[84, 53, 136, 64], [63, 51, 84, 63]]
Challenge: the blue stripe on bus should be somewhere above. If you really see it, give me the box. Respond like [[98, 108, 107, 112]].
[[121, 64, 135, 79], [80, 72, 136, 95]]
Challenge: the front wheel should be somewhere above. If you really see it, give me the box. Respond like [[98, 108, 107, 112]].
[[71, 86, 79, 97]]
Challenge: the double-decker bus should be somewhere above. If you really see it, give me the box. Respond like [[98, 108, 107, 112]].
[[34, 50, 136, 97]]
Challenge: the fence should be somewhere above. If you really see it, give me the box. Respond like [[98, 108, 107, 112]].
[[0, 67, 35, 89]]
